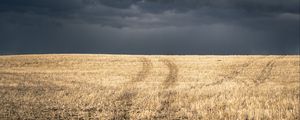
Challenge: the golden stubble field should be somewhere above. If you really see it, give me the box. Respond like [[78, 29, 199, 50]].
[[0, 54, 299, 119]]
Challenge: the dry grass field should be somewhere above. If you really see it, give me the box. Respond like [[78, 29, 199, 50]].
[[0, 54, 299, 119]]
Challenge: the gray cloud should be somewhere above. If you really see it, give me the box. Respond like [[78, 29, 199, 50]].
[[0, 0, 299, 54]]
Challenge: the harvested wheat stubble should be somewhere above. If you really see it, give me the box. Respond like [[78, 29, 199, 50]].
[[0, 54, 299, 119]]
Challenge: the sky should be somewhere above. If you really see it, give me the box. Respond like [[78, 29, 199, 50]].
[[0, 0, 299, 55]]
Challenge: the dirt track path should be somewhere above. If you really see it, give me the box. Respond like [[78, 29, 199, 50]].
[[154, 59, 179, 119], [131, 58, 152, 83], [112, 58, 152, 120], [253, 56, 283, 86], [202, 57, 261, 88], [160, 59, 178, 89]]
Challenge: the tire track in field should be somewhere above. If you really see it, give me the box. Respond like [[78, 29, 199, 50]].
[[154, 59, 178, 119], [253, 56, 283, 86], [130, 58, 152, 83], [202, 57, 260, 88], [160, 59, 179, 89], [112, 58, 152, 120], [112, 91, 137, 120]]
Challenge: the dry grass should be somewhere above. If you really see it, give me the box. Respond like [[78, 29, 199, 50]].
[[0, 54, 299, 119]]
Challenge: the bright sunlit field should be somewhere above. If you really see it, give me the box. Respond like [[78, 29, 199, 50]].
[[0, 54, 299, 119]]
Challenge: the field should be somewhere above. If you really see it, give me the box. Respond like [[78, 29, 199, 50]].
[[0, 54, 299, 119]]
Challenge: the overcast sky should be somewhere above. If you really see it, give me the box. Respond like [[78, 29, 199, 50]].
[[0, 0, 299, 54]]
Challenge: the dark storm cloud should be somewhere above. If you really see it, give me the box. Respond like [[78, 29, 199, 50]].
[[97, 0, 299, 14], [0, 0, 299, 54]]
